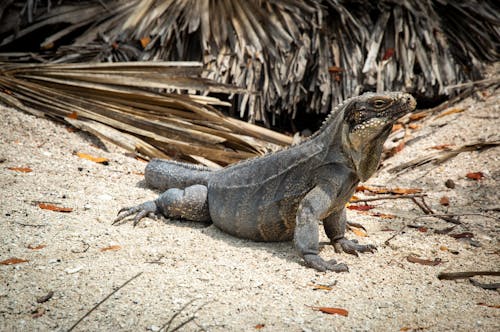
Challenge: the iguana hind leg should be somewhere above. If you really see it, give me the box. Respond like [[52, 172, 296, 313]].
[[323, 208, 376, 256], [114, 184, 210, 226]]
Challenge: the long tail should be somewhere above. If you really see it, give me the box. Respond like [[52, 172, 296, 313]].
[[145, 159, 213, 191]]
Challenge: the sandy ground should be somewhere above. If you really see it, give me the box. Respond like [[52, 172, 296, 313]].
[[0, 87, 499, 331]]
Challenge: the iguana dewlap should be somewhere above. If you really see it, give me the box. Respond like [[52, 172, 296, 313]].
[[114, 92, 416, 272]]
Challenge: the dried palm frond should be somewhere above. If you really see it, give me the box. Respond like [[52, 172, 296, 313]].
[[0, 0, 498, 127], [0, 61, 292, 166]]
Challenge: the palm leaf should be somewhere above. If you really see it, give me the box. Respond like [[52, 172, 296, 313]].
[[0, 61, 292, 166]]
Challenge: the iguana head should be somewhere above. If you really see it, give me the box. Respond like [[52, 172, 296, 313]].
[[342, 92, 416, 181]]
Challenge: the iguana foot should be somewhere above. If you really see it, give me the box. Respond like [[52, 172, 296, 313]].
[[333, 238, 376, 256], [113, 200, 158, 226], [303, 254, 349, 273]]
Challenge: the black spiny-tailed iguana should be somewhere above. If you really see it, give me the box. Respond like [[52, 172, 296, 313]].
[[114, 92, 416, 272]]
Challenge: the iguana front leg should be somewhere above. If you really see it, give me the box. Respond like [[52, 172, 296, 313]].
[[294, 185, 349, 272], [323, 208, 376, 255]]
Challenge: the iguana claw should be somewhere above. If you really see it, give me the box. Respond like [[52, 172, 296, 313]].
[[113, 201, 158, 226], [333, 237, 376, 256], [303, 254, 349, 273]]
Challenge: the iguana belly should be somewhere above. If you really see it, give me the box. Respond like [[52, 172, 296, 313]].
[[207, 178, 310, 242]]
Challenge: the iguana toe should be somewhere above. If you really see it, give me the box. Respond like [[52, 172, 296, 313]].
[[333, 237, 376, 256], [303, 254, 349, 273], [113, 201, 158, 226]]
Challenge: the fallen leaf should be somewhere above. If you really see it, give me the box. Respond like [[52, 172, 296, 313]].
[[309, 283, 334, 291], [311, 306, 349, 317], [382, 48, 394, 61], [476, 303, 500, 309], [27, 244, 46, 250], [255, 324, 265, 329], [140, 36, 151, 48], [38, 203, 73, 213], [0, 257, 29, 265], [406, 255, 442, 266], [355, 186, 421, 195], [434, 108, 464, 119], [328, 66, 343, 73], [347, 205, 375, 211], [466, 172, 484, 180], [100, 245, 122, 252], [67, 111, 78, 119], [76, 152, 109, 164], [348, 225, 368, 237], [449, 232, 474, 239], [439, 196, 450, 206], [429, 144, 454, 150], [386, 141, 405, 157], [8, 167, 32, 173], [368, 212, 396, 219], [391, 187, 422, 194], [409, 112, 427, 121], [392, 123, 404, 132]]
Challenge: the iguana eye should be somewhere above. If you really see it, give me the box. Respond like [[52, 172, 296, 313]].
[[373, 99, 386, 108]]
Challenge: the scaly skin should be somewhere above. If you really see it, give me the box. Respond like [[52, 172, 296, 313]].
[[114, 92, 416, 272]]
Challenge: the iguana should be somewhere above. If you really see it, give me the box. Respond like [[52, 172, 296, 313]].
[[114, 92, 416, 272]]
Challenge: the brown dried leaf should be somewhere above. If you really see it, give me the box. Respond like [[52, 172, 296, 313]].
[[391, 123, 404, 132], [328, 66, 343, 73], [1, 257, 29, 265], [140, 36, 151, 48], [348, 225, 368, 237], [368, 212, 396, 219], [449, 232, 474, 239], [466, 172, 484, 180], [391, 187, 422, 194], [434, 108, 464, 119], [429, 144, 454, 150], [311, 306, 349, 317], [76, 152, 109, 164], [309, 283, 334, 291], [386, 141, 405, 157], [347, 205, 375, 211], [100, 245, 122, 252], [8, 167, 32, 173], [38, 203, 73, 213], [27, 244, 46, 250], [255, 324, 265, 329], [67, 111, 78, 119], [406, 255, 442, 266], [382, 48, 395, 61], [355, 186, 421, 195], [439, 196, 450, 206], [409, 112, 427, 121]]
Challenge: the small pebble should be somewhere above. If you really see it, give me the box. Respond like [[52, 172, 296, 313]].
[[445, 179, 455, 189]]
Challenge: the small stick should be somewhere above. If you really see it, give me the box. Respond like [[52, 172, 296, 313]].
[[411, 197, 432, 214], [437, 271, 500, 280], [352, 194, 426, 203], [384, 225, 407, 246], [67, 272, 143, 332], [411, 197, 461, 224]]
